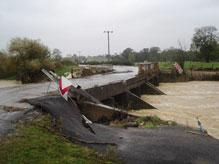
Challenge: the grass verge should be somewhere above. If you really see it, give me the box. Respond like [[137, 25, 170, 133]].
[[159, 61, 219, 71], [135, 116, 176, 128], [184, 61, 219, 70], [159, 62, 173, 71], [0, 115, 121, 164], [110, 116, 176, 129], [55, 65, 78, 76]]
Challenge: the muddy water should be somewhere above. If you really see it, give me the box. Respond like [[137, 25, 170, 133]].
[[0, 80, 22, 88], [131, 81, 219, 139]]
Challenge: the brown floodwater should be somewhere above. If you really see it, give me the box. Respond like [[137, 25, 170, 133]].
[[0, 80, 22, 88], [130, 81, 219, 139]]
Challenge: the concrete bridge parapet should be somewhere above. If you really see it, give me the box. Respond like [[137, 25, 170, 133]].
[[85, 62, 163, 116]]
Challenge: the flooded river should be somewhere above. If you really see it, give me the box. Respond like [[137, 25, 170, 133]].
[[0, 80, 21, 88], [131, 81, 219, 139]]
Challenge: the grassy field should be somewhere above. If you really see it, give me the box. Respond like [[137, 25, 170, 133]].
[[184, 61, 219, 69], [55, 65, 79, 76], [0, 115, 121, 164], [159, 62, 173, 71], [159, 61, 219, 71]]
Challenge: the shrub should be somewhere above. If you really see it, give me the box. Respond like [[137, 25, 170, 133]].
[[8, 38, 54, 83]]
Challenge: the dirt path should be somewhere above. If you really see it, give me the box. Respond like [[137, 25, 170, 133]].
[[131, 81, 219, 139]]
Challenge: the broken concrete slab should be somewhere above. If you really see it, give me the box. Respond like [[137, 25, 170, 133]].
[[144, 82, 166, 95], [25, 95, 219, 164]]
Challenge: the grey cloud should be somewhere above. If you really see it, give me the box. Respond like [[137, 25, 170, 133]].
[[0, 0, 218, 55]]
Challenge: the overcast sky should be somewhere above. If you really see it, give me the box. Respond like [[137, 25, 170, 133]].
[[0, 0, 219, 56]]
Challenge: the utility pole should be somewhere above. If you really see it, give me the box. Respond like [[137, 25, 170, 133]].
[[104, 30, 113, 56], [77, 51, 81, 64]]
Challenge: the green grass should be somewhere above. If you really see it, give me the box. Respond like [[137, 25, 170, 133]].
[[184, 61, 219, 69], [3, 75, 16, 80], [159, 61, 219, 71], [135, 116, 176, 129], [111, 116, 176, 129], [55, 65, 79, 76], [159, 62, 173, 71], [0, 115, 121, 164], [0, 74, 17, 80]]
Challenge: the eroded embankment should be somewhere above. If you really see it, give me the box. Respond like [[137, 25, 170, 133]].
[[160, 70, 219, 82], [26, 96, 219, 164]]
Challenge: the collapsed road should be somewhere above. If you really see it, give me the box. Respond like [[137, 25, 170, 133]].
[[27, 96, 219, 164], [0, 64, 159, 137], [0, 66, 138, 108], [0, 66, 138, 137], [0, 64, 219, 163]]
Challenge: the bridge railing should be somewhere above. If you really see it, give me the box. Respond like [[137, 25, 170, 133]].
[[138, 62, 160, 75]]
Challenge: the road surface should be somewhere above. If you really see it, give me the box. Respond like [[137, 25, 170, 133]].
[[0, 66, 138, 108], [0, 66, 137, 136]]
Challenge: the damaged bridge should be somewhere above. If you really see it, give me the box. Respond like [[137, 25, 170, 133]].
[[1, 64, 219, 164], [0, 63, 163, 135], [25, 62, 164, 142], [80, 62, 164, 122], [87, 63, 162, 103]]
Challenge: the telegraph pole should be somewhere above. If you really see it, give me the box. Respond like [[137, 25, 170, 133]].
[[77, 51, 81, 64], [104, 30, 113, 56]]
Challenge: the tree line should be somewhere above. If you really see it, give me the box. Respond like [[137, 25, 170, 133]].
[[84, 26, 219, 66], [0, 25, 218, 83], [0, 38, 75, 83]]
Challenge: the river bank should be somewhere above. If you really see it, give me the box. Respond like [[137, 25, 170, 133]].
[[0, 67, 219, 163], [160, 70, 219, 82]]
